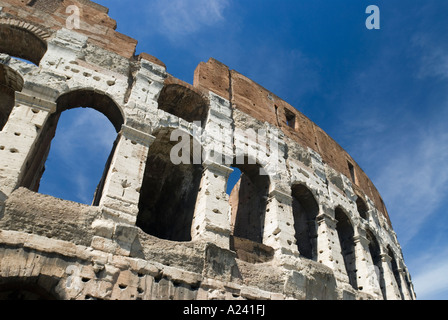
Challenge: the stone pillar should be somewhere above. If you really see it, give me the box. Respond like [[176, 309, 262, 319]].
[[316, 212, 350, 284], [191, 160, 233, 249], [379, 252, 402, 300], [0, 91, 56, 197], [189, 90, 234, 249], [92, 125, 155, 256], [98, 124, 155, 226], [263, 188, 297, 255], [353, 234, 382, 298]]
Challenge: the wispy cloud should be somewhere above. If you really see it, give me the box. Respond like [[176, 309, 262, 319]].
[[152, 0, 230, 38], [412, 33, 448, 81], [374, 115, 448, 244], [410, 247, 448, 300], [244, 47, 321, 106]]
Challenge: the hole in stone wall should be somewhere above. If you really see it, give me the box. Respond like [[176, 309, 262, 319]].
[[284, 108, 296, 129], [347, 161, 356, 184], [291, 184, 319, 261]]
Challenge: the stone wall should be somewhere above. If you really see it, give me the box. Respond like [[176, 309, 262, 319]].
[[0, 0, 415, 300]]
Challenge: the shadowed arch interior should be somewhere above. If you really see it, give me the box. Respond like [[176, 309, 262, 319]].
[[0, 63, 23, 131], [335, 206, 357, 289], [291, 184, 319, 260], [137, 128, 203, 242], [0, 24, 47, 65], [366, 229, 386, 299], [229, 158, 270, 244], [388, 246, 404, 299], [157, 84, 209, 126], [356, 196, 369, 220], [0, 276, 60, 300]]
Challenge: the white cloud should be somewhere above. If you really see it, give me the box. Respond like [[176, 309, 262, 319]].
[[410, 247, 448, 300], [412, 33, 448, 80], [152, 0, 229, 37], [374, 119, 448, 245]]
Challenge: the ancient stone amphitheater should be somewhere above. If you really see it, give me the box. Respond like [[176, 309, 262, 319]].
[[0, 0, 415, 300]]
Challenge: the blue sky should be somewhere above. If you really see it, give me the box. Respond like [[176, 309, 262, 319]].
[[37, 0, 448, 300]]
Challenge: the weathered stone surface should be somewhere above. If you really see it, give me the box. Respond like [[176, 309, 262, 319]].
[[0, 0, 415, 300]]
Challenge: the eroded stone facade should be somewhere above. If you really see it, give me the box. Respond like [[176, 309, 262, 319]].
[[0, 0, 415, 300]]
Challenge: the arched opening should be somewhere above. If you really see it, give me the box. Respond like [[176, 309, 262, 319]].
[[0, 279, 59, 300], [227, 159, 273, 263], [356, 196, 368, 220], [0, 63, 23, 131], [0, 23, 48, 66], [366, 229, 385, 299], [388, 246, 404, 299], [157, 84, 209, 127], [335, 206, 357, 289], [20, 90, 123, 205], [291, 184, 319, 260], [136, 128, 203, 242], [228, 158, 270, 244]]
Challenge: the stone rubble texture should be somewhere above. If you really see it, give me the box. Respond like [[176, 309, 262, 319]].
[[0, 0, 416, 300]]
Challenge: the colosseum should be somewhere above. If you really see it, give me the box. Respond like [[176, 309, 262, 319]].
[[0, 0, 415, 301]]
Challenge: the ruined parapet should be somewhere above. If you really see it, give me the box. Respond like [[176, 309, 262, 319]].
[[0, 0, 415, 300]]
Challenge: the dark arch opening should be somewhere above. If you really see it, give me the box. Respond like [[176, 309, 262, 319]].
[[137, 128, 203, 242], [228, 159, 273, 263], [20, 90, 123, 205], [291, 184, 319, 260], [157, 84, 209, 126], [0, 280, 58, 300], [0, 63, 23, 131], [366, 229, 385, 299], [356, 196, 369, 220], [388, 246, 404, 299], [228, 158, 270, 244], [335, 206, 357, 289], [0, 24, 47, 66]]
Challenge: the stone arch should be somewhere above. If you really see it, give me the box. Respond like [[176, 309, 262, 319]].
[[20, 89, 124, 205], [291, 183, 319, 261], [157, 84, 209, 127], [136, 127, 203, 242], [0, 63, 24, 131], [0, 19, 50, 65], [0, 277, 60, 300], [387, 245, 403, 299], [56, 89, 125, 133], [335, 206, 357, 289], [228, 156, 271, 244], [366, 228, 385, 299]]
